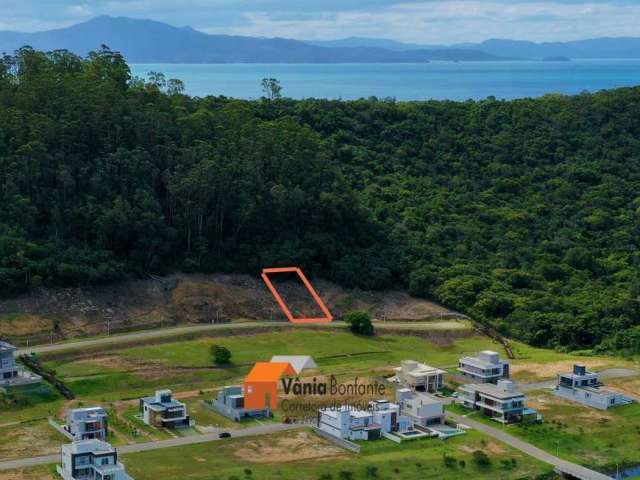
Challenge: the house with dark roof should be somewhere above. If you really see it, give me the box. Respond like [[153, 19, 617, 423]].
[[140, 390, 191, 429], [457, 380, 540, 424]]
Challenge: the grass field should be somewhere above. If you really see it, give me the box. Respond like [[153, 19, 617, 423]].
[[119, 429, 553, 480], [449, 389, 640, 471]]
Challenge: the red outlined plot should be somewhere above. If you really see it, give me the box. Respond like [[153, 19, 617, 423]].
[[261, 267, 333, 324]]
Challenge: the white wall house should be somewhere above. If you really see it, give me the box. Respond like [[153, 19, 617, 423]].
[[458, 380, 540, 424], [458, 350, 509, 384], [57, 439, 133, 480], [554, 364, 633, 410], [317, 406, 381, 441], [394, 360, 445, 392], [139, 390, 191, 429], [0, 341, 41, 387], [396, 388, 445, 427], [368, 399, 411, 433], [66, 407, 109, 441]]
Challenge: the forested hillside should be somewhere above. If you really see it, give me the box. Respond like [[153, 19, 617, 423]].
[[1, 47, 640, 353]]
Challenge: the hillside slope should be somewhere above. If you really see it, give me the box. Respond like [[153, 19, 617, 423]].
[[0, 274, 454, 342]]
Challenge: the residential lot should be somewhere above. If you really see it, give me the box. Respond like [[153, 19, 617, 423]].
[[0, 326, 638, 478], [0, 430, 554, 480]]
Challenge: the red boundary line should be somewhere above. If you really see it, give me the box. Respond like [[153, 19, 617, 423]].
[[261, 267, 333, 324]]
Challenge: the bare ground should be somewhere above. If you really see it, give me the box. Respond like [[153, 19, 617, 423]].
[[234, 430, 346, 464], [510, 360, 612, 381], [0, 273, 454, 343]]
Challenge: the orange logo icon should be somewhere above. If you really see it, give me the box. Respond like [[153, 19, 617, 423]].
[[244, 361, 296, 410], [261, 267, 333, 324]]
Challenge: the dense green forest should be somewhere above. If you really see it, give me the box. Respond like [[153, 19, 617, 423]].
[[1, 47, 640, 353]]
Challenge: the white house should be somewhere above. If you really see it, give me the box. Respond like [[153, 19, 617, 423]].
[[317, 406, 381, 441], [368, 399, 411, 433], [57, 439, 133, 480], [270, 356, 317, 374], [0, 341, 41, 387], [212, 385, 271, 421], [66, 407, 109, 441], [458, 380, 540, 424], [394, 360, 445, 392], [554, 364, 633, 410], [139, 390, 191, 429], [458, 350, 509, 384], [396, 388, 445, 427]]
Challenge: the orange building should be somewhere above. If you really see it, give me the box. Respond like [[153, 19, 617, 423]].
[[243, 362, 296, 410]]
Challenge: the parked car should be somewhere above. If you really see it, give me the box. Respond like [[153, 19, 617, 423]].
[[219, 432, 232, 438]]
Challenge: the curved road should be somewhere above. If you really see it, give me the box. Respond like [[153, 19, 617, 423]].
[[17, 319, 471, 356], [0, 423, 303, 471], [448, 413, 612, 480]]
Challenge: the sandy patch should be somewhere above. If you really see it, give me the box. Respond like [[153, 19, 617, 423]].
[[234, 431, 345, 464], [604, 378, 640, 401], [0, 468, 55, 480], [458, 441, 506, 455], [511, 360, 610, 381], [0, 423, 65, 460], [528, 394, 614, 422]]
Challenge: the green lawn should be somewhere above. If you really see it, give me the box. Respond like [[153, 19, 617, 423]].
[[449, 390, 640, 472], [120, 429, 553, 480]]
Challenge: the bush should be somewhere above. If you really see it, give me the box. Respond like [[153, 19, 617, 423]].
[[343, 310, 375, 336], [472, 450, 491, 468], [211, 345, 232, 365]]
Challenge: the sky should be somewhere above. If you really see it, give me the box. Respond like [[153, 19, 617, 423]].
[[1, 0, 639, 43]]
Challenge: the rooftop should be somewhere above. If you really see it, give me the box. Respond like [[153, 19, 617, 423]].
[[0, 341, 17, 353], [245, 362, 296, 383], [65, 439, 116, 455], [270, 355, 317, 374], [462, 383, 524, 400]]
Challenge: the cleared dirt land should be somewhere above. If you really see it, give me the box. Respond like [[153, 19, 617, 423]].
[[0, 273, 455, 342]]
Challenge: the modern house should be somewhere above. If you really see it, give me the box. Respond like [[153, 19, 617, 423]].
[[394, 360, 445, 392], [317, 399, 413, 441], [139, 390, 191, 429], [396, 388, 445, 427], [0, 341, 41, 387], [212, 385, 271, 421], [66, 407, 109, 441], [270, 355, 317, 374], [368, 399, 411, 433], [458, 350, 509, 384], [457, 380, 540, 423], [57, 439, 133, 480], [317, 406, 382, 441], [554, 364, 634, 410]]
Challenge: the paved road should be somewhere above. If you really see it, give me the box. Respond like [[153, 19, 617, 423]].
[[448, 412, 612, 480], [0, 423, 302, 471], [18, 320, 470, 356], [518, 368, 639, 392]]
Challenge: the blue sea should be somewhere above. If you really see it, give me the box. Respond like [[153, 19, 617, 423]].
[[131, 60, 640, 101]]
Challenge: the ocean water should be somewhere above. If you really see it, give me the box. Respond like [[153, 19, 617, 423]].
[[131, 60, 640, 101]]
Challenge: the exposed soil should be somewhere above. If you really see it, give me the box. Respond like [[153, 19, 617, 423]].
[[510, 360, 611, 381], [0, 273, 454, 344], [458, 441, 506, 455], [0, 469, 55, 480], [234, 430, 346, 464]]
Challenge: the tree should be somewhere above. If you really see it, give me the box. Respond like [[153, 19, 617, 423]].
[[261, 78, 282, 100], [211, 345, 231, 365], [343, 311, 374, 336]]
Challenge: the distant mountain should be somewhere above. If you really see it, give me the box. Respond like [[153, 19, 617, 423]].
[[311, 36, 640, 59], [0, 16, 507, 63]]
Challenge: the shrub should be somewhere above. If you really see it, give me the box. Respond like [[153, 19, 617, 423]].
[[211, 345, 232, 365], [343, 310, 375, 336]]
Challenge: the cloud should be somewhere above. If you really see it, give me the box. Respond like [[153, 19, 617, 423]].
[[212, 1, 640, 43], [2, 0, 639, 43]]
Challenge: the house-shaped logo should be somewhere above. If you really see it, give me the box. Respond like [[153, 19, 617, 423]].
[[243, 361, 296, 410]]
